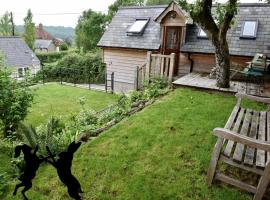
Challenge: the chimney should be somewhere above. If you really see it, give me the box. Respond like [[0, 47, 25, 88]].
[[39, 23, 43, 30]]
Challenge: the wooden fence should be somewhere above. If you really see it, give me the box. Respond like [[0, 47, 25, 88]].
[[136, 51, 175, 90]]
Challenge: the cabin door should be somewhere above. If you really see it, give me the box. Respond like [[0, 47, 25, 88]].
[[162, 26, 181, 76]]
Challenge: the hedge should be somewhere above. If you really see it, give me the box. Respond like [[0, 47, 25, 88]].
[[36, 51, 69, 63]]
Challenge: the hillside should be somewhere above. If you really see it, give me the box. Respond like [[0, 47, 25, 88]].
[[16, 25, 75, 40], [1, 89, 255, 199]]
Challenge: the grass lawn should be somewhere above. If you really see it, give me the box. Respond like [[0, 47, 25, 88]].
[[2, 88, 266, 200], [26, 83, 118, 126]]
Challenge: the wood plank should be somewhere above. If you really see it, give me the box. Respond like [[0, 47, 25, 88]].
[[244, 111, 259, 166], [207, 138, 224, 185], [214, 128, 270, 152], [224, 106, 240, 129], [256, 111, 266, 168], [160, 57, 164, 78], [220, 155, 264, 175], [215, 173, 257, 194], [235, 93, 270, 105], [164, 57, 169, 77], [254, 162, 270, 200], [233, 109, 252, 162], [168, 53, 175, 83], [156, 56, 161, 76], [145, 51, 151, 82], [223, 108, 245, 157]]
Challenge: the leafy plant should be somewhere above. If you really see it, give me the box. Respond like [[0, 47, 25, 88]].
[[0, 55, 34, 137], [60, 42, 69, 51]]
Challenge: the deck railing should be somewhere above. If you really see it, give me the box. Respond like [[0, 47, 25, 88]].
[[146, 51, 175, 83]]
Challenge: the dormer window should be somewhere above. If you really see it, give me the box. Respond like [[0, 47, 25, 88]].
[[127, 18, 150, 36], [197, 28, 207, 38], [240, 21, 258, 39]]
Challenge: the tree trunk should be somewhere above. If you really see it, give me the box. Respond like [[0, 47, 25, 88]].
[[212, 38, 231, 88]]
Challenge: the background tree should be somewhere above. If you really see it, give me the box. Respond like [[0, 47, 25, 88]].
[[146, 0, 171, 5], [23, 9, 36, 50], [179, 0, 238, 88], [75, 10, 106, 52], [0, 53, 34, 137], [0, 12, 12, 36]]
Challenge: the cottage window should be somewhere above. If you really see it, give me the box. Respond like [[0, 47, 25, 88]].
[[197, 28, 207, 38], [127, 19, 149, 36], [240, 21, 258, 39]]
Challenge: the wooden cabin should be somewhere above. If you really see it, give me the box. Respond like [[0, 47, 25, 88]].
[[98, 1, 270, 93]]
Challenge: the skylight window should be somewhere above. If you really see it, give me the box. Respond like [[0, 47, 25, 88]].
[[127, 19, 149, 36], [240, 21, 258, 39], [197, 28, 207, 38]]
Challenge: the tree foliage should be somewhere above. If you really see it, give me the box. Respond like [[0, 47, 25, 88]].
[[0, 12, 12, 36], [146, 0, 171, 5], [178, 0, 239, 88], [0, 53, 34, 137], [75, 10, 106, 52], [23, 9, 36, 50]]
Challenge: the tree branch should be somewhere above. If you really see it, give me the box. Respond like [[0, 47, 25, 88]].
[[219, 0, 238, 39]]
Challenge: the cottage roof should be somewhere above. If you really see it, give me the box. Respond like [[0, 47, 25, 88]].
[[98, 3, 270, 57], [0, 36, 40, 68], [181, 3, 270, 57], [36, 24, 61, 46], [98, 5, 167, 50], [35, 39, 53, 49]]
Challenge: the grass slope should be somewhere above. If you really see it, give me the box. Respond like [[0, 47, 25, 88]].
[[3, 88, 265, 200], [26, 83, 118, 126]]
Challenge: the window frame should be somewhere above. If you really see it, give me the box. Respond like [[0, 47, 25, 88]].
[[240, 20, 258, 39], [197, 28, 208, 39], [127, 18, 150, 36]]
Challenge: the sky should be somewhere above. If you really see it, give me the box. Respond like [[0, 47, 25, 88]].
[[0, 0, 116, 28], [0, 0, 262, 28]]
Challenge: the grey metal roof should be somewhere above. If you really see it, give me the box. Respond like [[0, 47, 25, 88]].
[[99, 3, 270, 57], [35, 39, 53, 49], [181, 3, 270, 57], [0, 37, 40, 68], [98, 5, 167, 50]]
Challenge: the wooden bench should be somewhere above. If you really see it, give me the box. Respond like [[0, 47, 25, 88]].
[[207, 93, 270, 200]]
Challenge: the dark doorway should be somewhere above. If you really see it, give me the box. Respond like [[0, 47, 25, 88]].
[[162, 26, 181, 76]]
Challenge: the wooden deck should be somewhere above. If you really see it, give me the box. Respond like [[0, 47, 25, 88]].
[[173, 73, 269, 96]]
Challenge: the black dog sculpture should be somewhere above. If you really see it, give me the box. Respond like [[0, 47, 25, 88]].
[[13, 144, 44, 200], [46, 141, 83, 200]]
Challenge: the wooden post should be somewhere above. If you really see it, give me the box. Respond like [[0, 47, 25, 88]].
[[160, 57, 165, 78], [156, 56, 161, 76], [135, 66, 139, 91], [168, 53, 175, 83], [105, 72, 107, 93], [145, 51, 152, 83], [254, 161, 270, 200], [111, 72, 114, 94]]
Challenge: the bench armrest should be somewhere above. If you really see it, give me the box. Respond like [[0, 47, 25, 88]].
[[236, 93, 270, 104], [214, 128, 270, 152]]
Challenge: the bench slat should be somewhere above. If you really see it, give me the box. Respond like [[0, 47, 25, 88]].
[[256, 111, 266, 168], [233, 109, 252, 162], [224, 108, 245, 157], [225, 106, 240, 129], [244, 111, 259, 165]]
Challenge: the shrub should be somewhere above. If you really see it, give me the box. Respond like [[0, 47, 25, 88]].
[[60, 43, 69, 51], [0, 62, 34, 137], [36, 51, 105, 84], [36, 51, 68, 63]]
